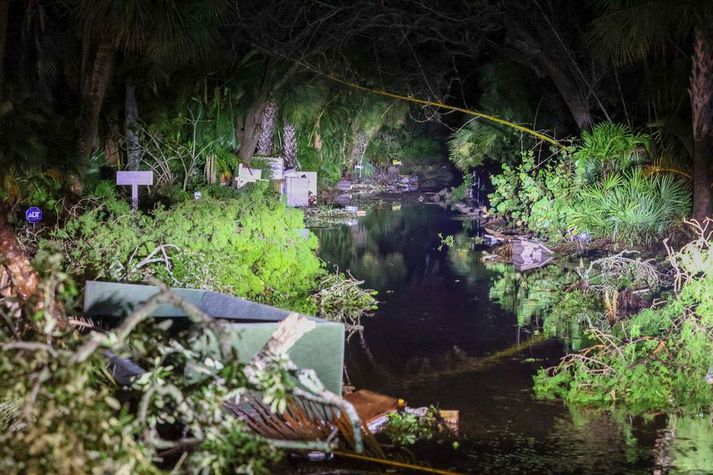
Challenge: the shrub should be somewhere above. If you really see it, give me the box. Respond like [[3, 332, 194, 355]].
[[534, 221, 713, 413], [487, 124, 690, 244], [573, 122, 649, 182], [51, 191, 322, 311], [567, 169, 690, 245], [381, 407, 452, 446], [488, 150, 578, 239]]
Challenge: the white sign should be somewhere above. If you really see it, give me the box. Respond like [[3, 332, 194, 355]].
[[116, 171, 153, 210]]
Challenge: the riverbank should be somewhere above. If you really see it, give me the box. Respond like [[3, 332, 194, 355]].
[[313, 198, 684, 473]]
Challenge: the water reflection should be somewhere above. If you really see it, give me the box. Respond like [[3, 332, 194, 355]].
[[655, 415, 713, 472], [315, 199, 665, 473]]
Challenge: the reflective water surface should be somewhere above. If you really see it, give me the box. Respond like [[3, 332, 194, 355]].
[[314, 197, 709, 474]]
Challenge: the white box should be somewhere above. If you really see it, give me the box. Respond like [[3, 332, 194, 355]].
[[284, 170, 317, 196], [285, 177, 309, 207], [235, 164, 262, 188]]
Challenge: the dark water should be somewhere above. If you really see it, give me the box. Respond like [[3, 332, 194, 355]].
[[313, 197, 709, 474]]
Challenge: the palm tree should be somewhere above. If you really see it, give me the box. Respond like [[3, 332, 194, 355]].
[[589, 1, 713, 220], [62, 0, 227, 168]]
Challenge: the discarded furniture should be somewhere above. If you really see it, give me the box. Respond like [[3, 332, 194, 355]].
[[345, 389, 402, 432], [511, 238, 554, 271], [345, 389, 459, 436], [224, 390, 384, 457], [234, 163, 263, 188], [84, 280, 345, 394]]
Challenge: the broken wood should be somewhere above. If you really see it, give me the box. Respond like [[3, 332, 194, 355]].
[[0, 206, 66, 332], [0, 207, 40, 301]]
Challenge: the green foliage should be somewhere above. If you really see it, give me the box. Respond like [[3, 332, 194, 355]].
[[50, 191, 322, 310], [0, 273, 280, 473], [569, 169, 690, 245], [382, 407, 450, 446], [127, 326, 281, 474], [448, 121, 522, 171], [275, 78, 418, 184], [135, 94, 243, 191], [446, 59, 543, 171], [488, 150, 578, 239], [311, 272, 378, 329], [573, 123, 649, 182], [487, 123, 691, 244], [535, 225, 713, 413]]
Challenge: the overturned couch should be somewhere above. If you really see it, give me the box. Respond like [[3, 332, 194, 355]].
[[84, 280, 345, 395]]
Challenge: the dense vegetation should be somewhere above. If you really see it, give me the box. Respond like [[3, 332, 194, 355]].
[[2, 0, 713, 472], [486, 124, 691, 245], [535, 221, 713, 413]]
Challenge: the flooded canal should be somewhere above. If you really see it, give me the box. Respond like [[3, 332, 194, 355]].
[[313, 196, 702, 474]]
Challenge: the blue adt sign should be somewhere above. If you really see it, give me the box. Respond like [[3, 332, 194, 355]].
[[25, 207, 42, 224]]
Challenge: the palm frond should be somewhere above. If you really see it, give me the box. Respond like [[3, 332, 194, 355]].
[[588, 0, 703, 65]]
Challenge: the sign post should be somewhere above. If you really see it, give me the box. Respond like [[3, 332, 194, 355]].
[[25, 207, 42, 227], [116, 171, 153, 210]]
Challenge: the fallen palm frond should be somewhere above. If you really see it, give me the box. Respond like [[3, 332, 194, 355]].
[[313, 271, 378, 332]]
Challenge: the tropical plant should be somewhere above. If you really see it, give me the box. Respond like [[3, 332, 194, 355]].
[[448, 120, 521, 171], [61, 0, 228, 163], [488, 149, 578, 239], [567, 168, 691, 244], [282, 122, 297, 168], [588, 0, 713, 220], [572, 122, 649, 182], [257, 99, 278, 155], [488, 124, 691, 244]]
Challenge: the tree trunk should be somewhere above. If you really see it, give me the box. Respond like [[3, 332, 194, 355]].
[[235, 59, 301, 170], [0, 0, 9, 90], [347, 130, 369, 174], [125, 81, 141, 170], [504, 9, 593, 131], [540, 55, 592, 130], [236, 98, 267, 167], [78, 34, 114, 165], [690, 30, 713, 221], [0, 207, 67, 332]]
